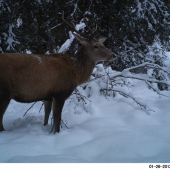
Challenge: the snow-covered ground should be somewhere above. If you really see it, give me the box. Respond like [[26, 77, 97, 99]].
[[0, 77, 170, 163]]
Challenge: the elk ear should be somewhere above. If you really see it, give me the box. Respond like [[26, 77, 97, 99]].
[[98, 37, 107, 44], [72, 33, 88, 45]]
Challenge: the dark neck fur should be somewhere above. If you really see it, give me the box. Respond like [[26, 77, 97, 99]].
[[71, 45, 95, 85], [72, 45, 91, 66]]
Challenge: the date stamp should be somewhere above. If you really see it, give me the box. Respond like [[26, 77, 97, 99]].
[[149, 165, 170, 168]]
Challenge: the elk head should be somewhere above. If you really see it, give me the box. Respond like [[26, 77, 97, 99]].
[[72, 33, 113, 63], [62, 11, 114, 63]]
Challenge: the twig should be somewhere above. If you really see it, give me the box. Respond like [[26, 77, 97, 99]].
[[39, 102, 44, 113], [61, 119, 69, 129], [74, 88, 91, 102], [145, 80, 170, 98], [102, 88, 155, 113], [109, 66, 170, 87], [23, 102, 37, 117], [50, 117, 69, 134], [115, 45, 142, 59]]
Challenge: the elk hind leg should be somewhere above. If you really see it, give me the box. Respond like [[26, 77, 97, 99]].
[[0, 99, 10, 132]]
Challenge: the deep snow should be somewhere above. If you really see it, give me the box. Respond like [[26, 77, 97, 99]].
[[1, 77, 170, 163]]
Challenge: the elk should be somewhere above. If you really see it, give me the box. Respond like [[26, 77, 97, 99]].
[[0, 12, 114, 133]]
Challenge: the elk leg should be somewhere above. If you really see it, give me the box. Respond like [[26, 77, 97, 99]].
[[0, 99, 10, 132], [52, 97, 65, 133], [44, 100, 52, 126]]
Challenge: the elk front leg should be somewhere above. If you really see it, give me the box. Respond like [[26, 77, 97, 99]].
[[44, 100, 52, 126], [0, 99, 10, 132], [52, 97, 65, 133]]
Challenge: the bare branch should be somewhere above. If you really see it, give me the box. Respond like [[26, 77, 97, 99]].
[[23, 102, 37, 117], [101, 88, 154, 113], [145, 80, 170, 98], [109, 63, 170, 87], [39, 102, 44, 113], [115, 45, 141, 58], [126, 62, 170, 74]]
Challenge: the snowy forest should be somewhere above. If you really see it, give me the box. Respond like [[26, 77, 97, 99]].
[[0, 0, 170, 163]]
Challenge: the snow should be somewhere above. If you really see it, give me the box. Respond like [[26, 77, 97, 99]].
[[17, 18, 22, 28], [58, 31, 74, 53], [6, 24, 20, 51], [1, 11, 170, 164], [166, 52, 170, 60], [34, 55, 42, 64], [58, 22, 85, 53], [165, 52, 170, 67], [25, 49, 32, 54], [1, 77, 170, 163]]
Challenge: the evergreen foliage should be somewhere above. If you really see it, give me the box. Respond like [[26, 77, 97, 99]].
[[0, 0, 169, 75]]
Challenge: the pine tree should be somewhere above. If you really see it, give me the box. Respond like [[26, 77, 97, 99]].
[[0, 0, 169, 60], [0, 0, 19, 53]]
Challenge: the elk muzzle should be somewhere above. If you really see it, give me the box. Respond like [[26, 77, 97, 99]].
[[107, 51, 115, 62]]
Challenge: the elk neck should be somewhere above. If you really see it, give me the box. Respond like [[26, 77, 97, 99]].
[[70, 46, 96, 85]]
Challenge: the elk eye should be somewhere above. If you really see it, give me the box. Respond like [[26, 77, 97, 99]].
[[94, 46, 98, 48]]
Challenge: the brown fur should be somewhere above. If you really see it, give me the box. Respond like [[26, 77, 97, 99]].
[[0, 53, 77, 102]]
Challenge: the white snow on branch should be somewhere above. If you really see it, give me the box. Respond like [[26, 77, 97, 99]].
[[58, 22, 86, 53], [5, 24, 20, 51], [109, 62, 170, 87]]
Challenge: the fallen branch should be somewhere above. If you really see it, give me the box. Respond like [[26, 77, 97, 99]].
[[109, 62, 170, 87], [101, 88, 155, 114], [124, 62, 170, 75]]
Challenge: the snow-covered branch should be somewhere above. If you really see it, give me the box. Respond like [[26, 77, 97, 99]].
[[58, 22, 86, 53], [83, 62, 170, 114], [101, 87, 154, 113], [109, 62, 170, 87]]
